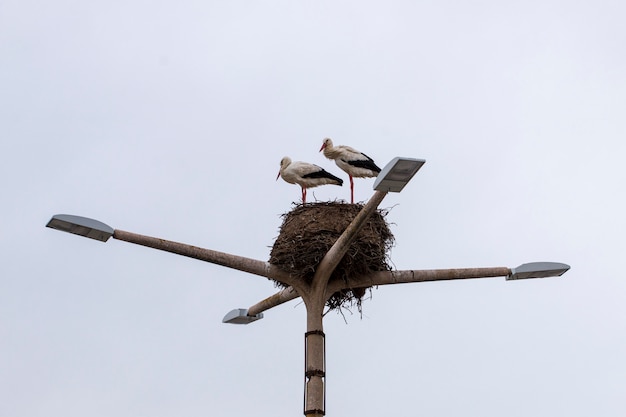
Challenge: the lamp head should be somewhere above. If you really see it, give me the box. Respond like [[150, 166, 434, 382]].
[[373, 157, 426, 192], [508, 262, 570, 280], [222, 308, 264, 324], [46, 214, 114, 242]]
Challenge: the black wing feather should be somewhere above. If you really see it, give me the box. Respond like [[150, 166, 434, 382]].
[[343, 155, 381, 173], [302, 169, 343, 185]]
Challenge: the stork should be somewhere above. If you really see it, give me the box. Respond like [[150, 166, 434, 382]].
[[277, 156, 343, 204], [319, 137, 381, 203]]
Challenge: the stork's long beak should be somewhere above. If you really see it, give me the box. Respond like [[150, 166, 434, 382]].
[[319, 143, 326, 152], [276, 171, 281, 181]]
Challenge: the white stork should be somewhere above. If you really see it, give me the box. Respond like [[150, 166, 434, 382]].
[[319, 137, 381, 203], [277, 156, 343, 204]]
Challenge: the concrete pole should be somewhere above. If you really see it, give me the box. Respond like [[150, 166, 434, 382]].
[[302, 190, 389, 416], [303, 294, 326, 416], [247, 286, 299, 317], [111, 229, 296, 286], [327, 267, 513, 293], [247, 268, 514, 316]]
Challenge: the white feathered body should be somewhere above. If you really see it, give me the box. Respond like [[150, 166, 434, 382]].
[[320, 138, 381, 178], [278, 157, 343, 189]]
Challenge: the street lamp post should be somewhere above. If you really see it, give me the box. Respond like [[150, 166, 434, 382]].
[[45, 157, 569, 417]]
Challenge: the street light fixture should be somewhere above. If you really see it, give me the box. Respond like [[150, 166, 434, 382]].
[[230, 262, 571, 322], [45, 156, 570, 417], [508, 262, 570, 280], [373, 157, 425, 192], [46, 214, 114, 242], [222, 308, 263, 324]]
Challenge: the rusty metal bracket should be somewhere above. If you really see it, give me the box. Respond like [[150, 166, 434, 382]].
[[304, 408, 325, 415], [305, 369, 326, 378]]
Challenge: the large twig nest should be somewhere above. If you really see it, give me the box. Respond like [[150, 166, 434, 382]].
[[269, 201, 394, 312]]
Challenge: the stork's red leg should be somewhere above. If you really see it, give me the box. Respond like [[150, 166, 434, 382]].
[[302, 187, 307, 204], [350, 175, 354, 204]]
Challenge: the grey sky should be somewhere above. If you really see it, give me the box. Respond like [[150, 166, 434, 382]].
[[2, 1, 625, 416]]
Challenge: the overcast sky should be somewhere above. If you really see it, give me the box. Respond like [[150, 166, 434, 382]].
[[2, 1, 625, 416]]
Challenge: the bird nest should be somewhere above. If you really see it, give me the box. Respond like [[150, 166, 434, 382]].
[[269, 202, 394, 312]]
